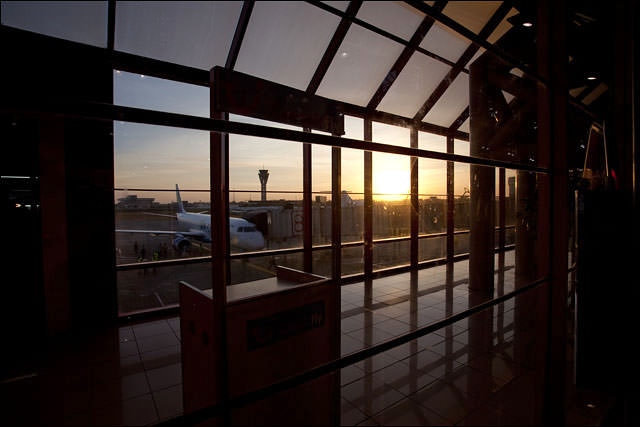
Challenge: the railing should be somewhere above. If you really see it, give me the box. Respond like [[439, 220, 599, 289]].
[[155, 275, 547, 426], [115, 225, 516, 271]]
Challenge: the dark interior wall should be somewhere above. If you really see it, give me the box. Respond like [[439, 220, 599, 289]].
[[1, 27, 116, 332]]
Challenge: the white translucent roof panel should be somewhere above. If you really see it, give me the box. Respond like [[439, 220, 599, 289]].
[[317, 25, 404, 106], [378, 53, 451, 117], [115, 1, 241, 70], [322, 1, 349, 12], [356, 1, 423, 41], [420, 22, 471, 64], [459, 117, 470, 133], [1, 1, 107, 47], [372, 121, 410, 148], [235, 2, 340, 90], [422, 73, 469, 127], [442, 1, 501, 35]]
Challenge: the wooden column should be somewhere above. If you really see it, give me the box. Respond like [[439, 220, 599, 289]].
[[210, 70, 231, 420], [303, 136, 312, 272], [469, 57, 496, 291], [363, 120, 373, 276], [332, 146, 341, 281], [539, 0, 568, 423], [446, 136, 455, 262], [410, 127, 419, 268], [39, 119, 71, 335]]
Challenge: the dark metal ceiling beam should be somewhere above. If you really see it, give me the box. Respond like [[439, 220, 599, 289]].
[[412, 1, 512, 122], [307, 0, 362, 94], [107, 0, 115, 50], [306, 0, 461, 70], [225, 0, 255, 70], [366, 0, 447, 110], [405, 0, 544, 84], [449, 107, 469, 133]]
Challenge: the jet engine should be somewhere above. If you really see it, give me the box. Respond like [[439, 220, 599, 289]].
[[173, 236, 191, 252]]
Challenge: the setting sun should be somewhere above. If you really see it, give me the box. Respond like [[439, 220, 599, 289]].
[[373, 169, 410, 201]]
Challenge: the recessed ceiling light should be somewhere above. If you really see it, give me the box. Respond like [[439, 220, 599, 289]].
[[586, 75, 597, 81], [522, 22, 533, 27], [340, 52, 348, 58]]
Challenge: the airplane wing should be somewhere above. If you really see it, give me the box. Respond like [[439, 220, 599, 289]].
[[116, 229, 207, 238], [142, 212, 177, 218]]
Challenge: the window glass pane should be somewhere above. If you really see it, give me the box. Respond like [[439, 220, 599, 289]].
[[343, 246, 364, 276], [378, 54, 451, 118], [419, 131, 446, 152], [342, 148, 364, 243], [115, 1, 241, 70], [422, 73, 469, 128], [454, 139, 470, 156], [419, 236, 446, 262], [230, 252, 303, 285], [114, 70, 209, 117], [419, 158, 447, 236], [356, 1, 423, 41], [117, 261, 210, 314], [372, 121, 410, 148], [2, 1, 108, 47], [373, 152, 410, 239], [316, 25, 404, 106], [114, 122, 209, 190], [229, 116, 302, 253], [235, 1, 340, 90], [373, 240, 410, 271]]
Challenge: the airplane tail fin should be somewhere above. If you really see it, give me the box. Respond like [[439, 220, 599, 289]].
[[175, 184, 185, 213]]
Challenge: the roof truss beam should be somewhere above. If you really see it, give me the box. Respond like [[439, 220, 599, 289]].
[[225, 0, 255, 70], [413, 1, 512, 122], [307, 0, 363, 94], [366, 0, 448, 111]]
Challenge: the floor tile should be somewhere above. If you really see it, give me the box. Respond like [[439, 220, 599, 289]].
[[409, 379, 480, 424], [341, 376, 405, 417], [132, 321, 173, 340], [137, 333, 179, 354], [91, 394, 158, 426], [145, 363, 182, 392], [370, 360, 438, 396], [153, 384, 183, 420], [372, 397, 449, 426], [341, 398, 368, 426], [140, 345, 181, 371]]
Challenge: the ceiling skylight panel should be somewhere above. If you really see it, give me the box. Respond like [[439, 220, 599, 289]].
[[420, 23, 471, 64], [459, 117, 470, 133], [422, 73, 469, 127], [356, 1, 424, 41], [115, 1, 241, 70], [1, 1, 108, 47], [377, 54, 451, 118], [321, 1, 349, 12], [441, 1, 502, 35], [235, 1, 340, 90], [316, 25, 405, 106], [467, 7, 518, 67]]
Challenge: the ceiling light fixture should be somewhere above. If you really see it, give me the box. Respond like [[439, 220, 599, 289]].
[[522, 21, 533, 27], [586, 75, 597, 81]]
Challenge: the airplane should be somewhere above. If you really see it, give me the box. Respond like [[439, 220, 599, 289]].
[[116, 184, 265, 252]]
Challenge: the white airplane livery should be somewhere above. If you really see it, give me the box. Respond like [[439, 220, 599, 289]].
[[116, 185, 265, 252]]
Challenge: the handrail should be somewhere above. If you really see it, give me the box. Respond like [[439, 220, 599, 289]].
[[155, 275, 548, 426], [115, 227, 517, 270]]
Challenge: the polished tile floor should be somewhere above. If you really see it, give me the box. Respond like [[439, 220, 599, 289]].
[[2, 251, 611, 425]]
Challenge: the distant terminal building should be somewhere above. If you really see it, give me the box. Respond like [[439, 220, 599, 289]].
[[116, 195, 159, 210]]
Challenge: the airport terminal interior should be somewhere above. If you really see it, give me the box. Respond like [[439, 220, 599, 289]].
[[1, 0, 638, 425]]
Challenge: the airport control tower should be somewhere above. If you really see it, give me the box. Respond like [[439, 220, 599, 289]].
[[258, 169, 269, 201]]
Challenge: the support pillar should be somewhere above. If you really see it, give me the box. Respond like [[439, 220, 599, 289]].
[[469, 58, 496, 291]]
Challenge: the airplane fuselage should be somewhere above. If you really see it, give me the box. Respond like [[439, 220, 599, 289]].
[[177, 211, 265, 251]]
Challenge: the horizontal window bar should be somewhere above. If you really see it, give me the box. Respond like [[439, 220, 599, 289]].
[[9, 101, 548, 173]]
